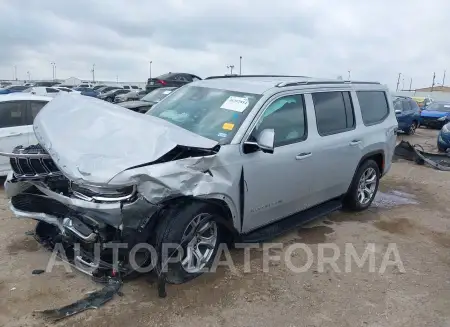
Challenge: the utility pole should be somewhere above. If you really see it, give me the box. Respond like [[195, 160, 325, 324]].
[[116, 75, 119, 84], [227, 65, 235, 75], [348, 70, 351, 80], [402, 78, 405, 90], [409, 78, 412, 91], [396, 73, 401, 92], [149, 61, 152, 79], [14, 65, 17, 80], [50, 62, 55, 80], [91, 64, 95, 82], [442, 70, 446, 86], [239, 56, 242, 75], [27, 71, 31, 81], [431, 72, 436, 92]]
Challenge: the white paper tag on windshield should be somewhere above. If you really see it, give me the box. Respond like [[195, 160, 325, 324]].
[[163, 90, 172, 95], [220, 96, 249, 112]]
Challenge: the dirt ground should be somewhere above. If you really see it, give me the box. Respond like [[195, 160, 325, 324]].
[[1, 128, 450, 327]]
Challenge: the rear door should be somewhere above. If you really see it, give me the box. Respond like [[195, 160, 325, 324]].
[[0, 101, 30, 175], [401, 99, 413, 127]]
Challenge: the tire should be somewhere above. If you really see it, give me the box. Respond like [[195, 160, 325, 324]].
[[438, 144, 446, 152], [154, 201, 223, 284], [343, 159, 380, 211], [405, 121, 417, 135], [106, 97, 113, 102]]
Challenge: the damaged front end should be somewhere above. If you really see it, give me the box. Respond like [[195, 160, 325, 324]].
[[2, 94, 229, 280]]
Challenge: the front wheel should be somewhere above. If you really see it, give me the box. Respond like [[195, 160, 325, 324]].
[[154, 202, 222, 284], [406, 122, 417, 135], [343, 160, 380, 211]]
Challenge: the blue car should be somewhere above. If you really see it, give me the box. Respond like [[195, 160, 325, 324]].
[[0, 85, 29, 94], [420, 101, 450, 129], [393, 96, 421, 134], [74, 87, 98, 98]]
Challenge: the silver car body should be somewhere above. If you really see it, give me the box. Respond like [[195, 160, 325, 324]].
[[3, 77, 397, 237]]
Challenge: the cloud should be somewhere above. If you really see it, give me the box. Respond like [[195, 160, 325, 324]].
[[0, 0, 448, 89]]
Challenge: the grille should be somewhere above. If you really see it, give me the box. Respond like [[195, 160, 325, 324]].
[[11, 193, 70, 217], [9, 144, 61, 178]]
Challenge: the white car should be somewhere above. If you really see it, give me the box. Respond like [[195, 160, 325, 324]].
[[23, 86, 61, 98], [0, 94, 52, 176], [122, 85, 140, 90]]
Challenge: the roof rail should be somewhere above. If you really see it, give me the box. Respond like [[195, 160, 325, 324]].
[[276, 80, 381, 87], [205, 74, 311, 80]]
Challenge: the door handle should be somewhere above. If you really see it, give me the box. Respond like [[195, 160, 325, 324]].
[[5, 132, 22, 138], [349, 140, 362, 146], [295, 152, 312, 160]]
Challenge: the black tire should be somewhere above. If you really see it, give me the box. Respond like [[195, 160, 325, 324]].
[[343, 159, 380, 211], [438, 144, 446, 152], [154, 201, 223, 284], [405, 121, 417, 135]]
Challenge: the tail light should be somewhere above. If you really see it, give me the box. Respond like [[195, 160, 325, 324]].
[[158, 80, 167, 86]]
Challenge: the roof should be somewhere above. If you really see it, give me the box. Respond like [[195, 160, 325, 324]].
[[195, 75, 381, 94], [0, 93, 52, 102]]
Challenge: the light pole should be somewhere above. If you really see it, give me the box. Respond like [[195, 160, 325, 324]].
[[239, 56, 242, 75], [227, 65, 235, 75], [149, 61, 152, 79], [13, 65, 17, 80], [27, 71, 31, 81], [347, 70, 351, 80], [91, 64, 95, 82], [51, 62, 55, 80]]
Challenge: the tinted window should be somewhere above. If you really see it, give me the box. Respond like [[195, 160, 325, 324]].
[[0, 101, 27, 128], [156, 73, 176, 80], [409, 100, 419, 111], [46, 88, 59, 93], [425, 102, 450, 112], [394, 100, 402, 111], [192, 76, 201, 81], [312, 92, 355, 135], [402, 100, 411, 111], [131, 86, 139, 89], [29, 101, 48, 122], [356, 91, 389, 125], [251, 95, 307, 147], [8, 85, 27, 91]]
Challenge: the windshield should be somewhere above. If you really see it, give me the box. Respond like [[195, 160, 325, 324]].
[[426, 102, 450, 112], [142, 88, 175, 103], [146, 85, 262, 143]]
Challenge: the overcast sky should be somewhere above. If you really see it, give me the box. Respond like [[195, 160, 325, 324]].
[[0, 0, 448, 89]]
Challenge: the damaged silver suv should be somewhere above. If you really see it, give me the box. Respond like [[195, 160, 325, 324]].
[[2, 75, 397, 284]]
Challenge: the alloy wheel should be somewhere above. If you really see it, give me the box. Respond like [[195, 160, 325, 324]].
[[357, 167, 377, 205]]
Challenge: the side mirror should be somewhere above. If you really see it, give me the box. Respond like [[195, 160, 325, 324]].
[[243, 129, 275, 154], [395, 110, 401, 115]]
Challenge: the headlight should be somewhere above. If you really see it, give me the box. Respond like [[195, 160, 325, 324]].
[[71, 182, 136, 202], [442, 124, 450, 133], [438, 116, 448, 121]]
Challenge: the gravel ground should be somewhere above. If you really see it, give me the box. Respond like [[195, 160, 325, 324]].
[[1, 128, 450, 327]]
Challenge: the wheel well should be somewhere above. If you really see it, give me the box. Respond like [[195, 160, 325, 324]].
[[362, 152, 384, 174]]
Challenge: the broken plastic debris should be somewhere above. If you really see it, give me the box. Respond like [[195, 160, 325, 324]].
[[32, 269, 45, 275], [34, 278, 122, 322]]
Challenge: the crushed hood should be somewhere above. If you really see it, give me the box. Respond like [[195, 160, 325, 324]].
[[33, 93, 218, 184], [118, 100, 152, 109]]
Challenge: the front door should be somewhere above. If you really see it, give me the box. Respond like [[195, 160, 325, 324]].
[[241, 93, 316, 233], [0, 101, 30, 175]]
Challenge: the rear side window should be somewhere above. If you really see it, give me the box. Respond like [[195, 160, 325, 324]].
[[312, 91, 355, 136], [356, 91, 390, 125], [402, 100, 411, 111], [46, 88, 59, 93], [0, 101, 27, 128], [409, 100, 419, 111], [29, 101, 48, 122]]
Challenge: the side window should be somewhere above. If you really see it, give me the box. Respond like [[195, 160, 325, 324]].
[[409, 100, 419, 111], [394, 100, 402, 111], [29, 101, 48, 122], [46, 88, 59, 93], [251, 94, 307, 147], [356, 91, 390, 125], [0, 101, 27, 128], [312, 91, 355, 136], [402, 100, 411, 112]]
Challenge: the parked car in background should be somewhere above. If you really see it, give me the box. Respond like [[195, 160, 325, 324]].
[[55, 86, 74, 93], [33, 81, 60, 87], [97, 86, 121, 94], [23, 83, 34, 87], [0, 85, 29, 94], [56, 84, 74, 89], [412, 96, 433, 110], [73, 87, 98, 98], [0, 93, 51, 176], [23, 87, 61, 98], [0, 76, 397, 282], [118, 87, 176, 112], [114, 90, 141, 103], [77, 83, 94, 88], [420, 101, 450, 129], [393, 96, 421, 134], [98, 88, 130, 102], [122, 85, 140, 91], [92, 84, 107, 91], [146, 72, 201, 92], [0, 82, 12, 87]]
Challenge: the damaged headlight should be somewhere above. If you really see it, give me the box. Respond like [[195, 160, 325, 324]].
[[70, 182, 136, 202], [442, 124, 450, 133]]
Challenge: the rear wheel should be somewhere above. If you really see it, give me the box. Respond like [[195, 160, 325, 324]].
[[406, 121, 417, 135], [343, 160, 380, 211]]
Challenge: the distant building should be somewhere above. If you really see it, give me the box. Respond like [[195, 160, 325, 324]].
[[62, 77, 82, 86], [415, 86, 450, 93]]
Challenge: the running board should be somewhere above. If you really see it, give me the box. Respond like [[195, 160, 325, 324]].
[[241, 199, 342, 243]]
